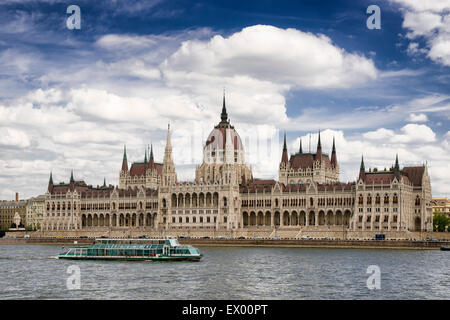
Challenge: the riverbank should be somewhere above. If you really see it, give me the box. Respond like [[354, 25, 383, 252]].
[[0, 237, 448, 249]]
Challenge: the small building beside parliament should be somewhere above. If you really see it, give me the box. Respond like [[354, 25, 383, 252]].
[[41, 95, 434, 236]]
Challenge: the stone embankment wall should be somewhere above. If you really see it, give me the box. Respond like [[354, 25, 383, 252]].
[[0, 236, 448, 249], [2, 228, 450, 249], [4, 227, 450, 241]]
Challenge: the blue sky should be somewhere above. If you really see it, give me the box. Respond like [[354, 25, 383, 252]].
[[0, 0, 449, 198]]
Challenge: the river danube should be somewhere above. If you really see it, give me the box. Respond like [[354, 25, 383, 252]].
[[0, 245, 448, 299]]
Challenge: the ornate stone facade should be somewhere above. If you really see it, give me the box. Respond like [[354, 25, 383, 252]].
[[42, 96, 434, 235]]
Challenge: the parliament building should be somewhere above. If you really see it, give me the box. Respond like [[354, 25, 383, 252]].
[[42, 95, 434, 238]]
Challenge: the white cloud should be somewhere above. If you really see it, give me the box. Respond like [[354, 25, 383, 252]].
[[363, 128, 395, 140], [96, 34, 158, 50], [408, 113, 428, 122], [392, 0, 450, 66], [0, 127, 30, 148], [162, 25, 378, 89], [391, 124, 436, 143]]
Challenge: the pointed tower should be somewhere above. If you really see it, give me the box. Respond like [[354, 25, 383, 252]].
[[299, 139, 303, 154], [149, 144, 155, 169], [48, 172, 54, 193], [281, 133, 288, 164], [316, 130, 322, 162], [119, 145, 129, 189], [359, 155, 366, 181], [144, 148, 148, 164], [220, 90, 228, 124], [69, 170, 75, 191], [331, 136, 337, 168], [394, 154, 401, 180], [162, 124, 177, 186], [103, 177, 106, 188], [121, 145, 128, 172]]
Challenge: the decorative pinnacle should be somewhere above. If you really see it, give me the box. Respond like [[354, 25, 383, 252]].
[[221, 90, 228, 123]]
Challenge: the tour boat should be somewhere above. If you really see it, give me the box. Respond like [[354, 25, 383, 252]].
[[440, 246, 450, 251], [58, 237, 203, 261]]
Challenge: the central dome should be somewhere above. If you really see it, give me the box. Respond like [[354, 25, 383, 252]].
[[203, 95, 245, 164]]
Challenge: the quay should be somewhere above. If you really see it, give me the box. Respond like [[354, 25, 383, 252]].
[[1, 236, 449, 250]]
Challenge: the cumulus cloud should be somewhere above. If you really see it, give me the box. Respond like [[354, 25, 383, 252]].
[[363, 128, 395, 140], [0, 128, 30, 148], [408, 113, 428, 122], [392, 0, 450, 66], [162, 25, 378, 89], [392, 124, 436, 143]]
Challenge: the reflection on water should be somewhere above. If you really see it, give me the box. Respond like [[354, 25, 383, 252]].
[[0, 245, 448, 299]]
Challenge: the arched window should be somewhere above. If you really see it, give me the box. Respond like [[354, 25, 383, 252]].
[[393, 194, 398, 204], [375, 194, 380, 205], [358, 194, 363, 205]]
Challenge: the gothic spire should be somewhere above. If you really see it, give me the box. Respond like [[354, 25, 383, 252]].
[[317, 130, 322, 150], [48, 171, 54, 193], [394, 154, 401, 180], [331, 136, 337, 167], [281, 132, 288, 163], [144, 148, 148, 164], [299, 139, 303, 154], [70, 170, 74, 183], [121, 145, 128, 172], [149, 144, 155, 169], [359, 155, 365, 181], [316, 130, 322, 161], [103, 177, 106, 187], [162, 123, 177, 185], [220, 90, 228, 123]]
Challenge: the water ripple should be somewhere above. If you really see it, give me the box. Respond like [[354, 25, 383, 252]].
[[0, 245, 448, 299]]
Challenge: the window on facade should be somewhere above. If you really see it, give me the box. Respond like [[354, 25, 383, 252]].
[[393, 194, 398, 204], [415, 196, 420, 206], [375, 194, 380, 204]]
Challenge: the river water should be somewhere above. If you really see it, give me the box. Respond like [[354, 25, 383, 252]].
[[0, 245, 448, 299]]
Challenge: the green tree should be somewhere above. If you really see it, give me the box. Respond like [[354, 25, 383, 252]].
[[433, 212, 450, 232]]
